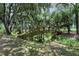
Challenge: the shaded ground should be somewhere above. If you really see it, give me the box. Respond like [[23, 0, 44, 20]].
[[0, 35, 79, 56], [61, 32, 79, 40]]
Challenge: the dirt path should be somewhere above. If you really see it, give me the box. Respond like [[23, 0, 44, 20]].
[[0, 36, 79, 56]]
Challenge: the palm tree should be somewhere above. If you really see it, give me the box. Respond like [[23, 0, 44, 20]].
[[55, 3, 73, 34], [72, 3, 79, 34]]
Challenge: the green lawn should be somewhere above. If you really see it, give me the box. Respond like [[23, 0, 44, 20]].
[[60, 27, 76, 33], [55, 35, 79, 47]]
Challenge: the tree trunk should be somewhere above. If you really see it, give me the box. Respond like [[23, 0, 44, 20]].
[[4, 25, 11, 35], [67, 25, 70, 34], [74, 3, 79, 34], [3, 3, 11, 35], [75, 11, 79, 34], [3, 3, 15, 35]]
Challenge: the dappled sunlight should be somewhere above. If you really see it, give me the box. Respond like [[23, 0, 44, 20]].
[[0, 3, 79, 56], [0, 35, 79, 56]]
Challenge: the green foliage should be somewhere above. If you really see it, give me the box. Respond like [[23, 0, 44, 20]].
[[56, 35, 79, 47], [0, 23, 5, 33], [1, 3, 79, 56], [0, 4, 4, 16]]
